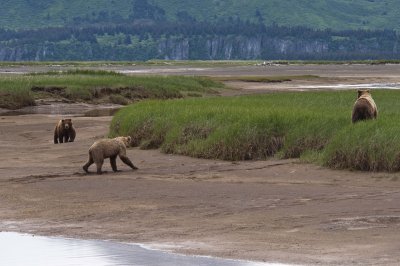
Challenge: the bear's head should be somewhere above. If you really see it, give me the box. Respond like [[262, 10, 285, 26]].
[[357, 89, 371, 98], [115, 136, 132, 147], [124, 136, 132, 147], [61, 119, 73, 130]]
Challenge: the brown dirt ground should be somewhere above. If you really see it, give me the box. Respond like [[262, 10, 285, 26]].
[[1, 64, 400, 265]]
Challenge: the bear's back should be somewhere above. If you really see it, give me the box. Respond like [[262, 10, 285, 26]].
[[90, 138, 126, 158], [357, 94, 377, 111]]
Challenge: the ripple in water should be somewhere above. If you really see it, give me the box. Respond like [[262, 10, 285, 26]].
[[0, 232, 292, 266]]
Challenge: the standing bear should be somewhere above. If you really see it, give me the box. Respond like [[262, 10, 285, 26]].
[[54, 119, 76, 144], [83, 136, 138, 174], [352, 89, 378, 123]]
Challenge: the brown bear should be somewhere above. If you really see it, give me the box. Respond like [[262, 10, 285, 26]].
[[82, 136, 138, 174], [54, 119, 76, 144], [352, 89, 378, 123]]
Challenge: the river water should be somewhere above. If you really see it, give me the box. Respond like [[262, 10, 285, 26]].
[[0, 232, 291, 266]]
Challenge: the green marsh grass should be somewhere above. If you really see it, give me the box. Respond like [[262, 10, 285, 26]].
[[0, 70, 223, 108], [0, 76, 35, 109], [111, 90, 400, 171]]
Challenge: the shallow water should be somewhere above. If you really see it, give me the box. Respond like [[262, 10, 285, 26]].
[[0, 103, 121, 117], [0, 232, 289, 266], [297, 82, 400, 90]]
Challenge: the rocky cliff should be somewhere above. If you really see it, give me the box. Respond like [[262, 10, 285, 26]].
[[0, 35, 398, 61]]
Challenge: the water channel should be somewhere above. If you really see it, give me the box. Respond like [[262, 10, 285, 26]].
[[0, 232, 291, 266]]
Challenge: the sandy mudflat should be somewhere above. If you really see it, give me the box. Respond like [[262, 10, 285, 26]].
[[1, 64, 400, 265], [0, 114, 400, 265]]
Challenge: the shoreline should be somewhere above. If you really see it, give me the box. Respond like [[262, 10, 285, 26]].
[[1, 231, 287, 266]]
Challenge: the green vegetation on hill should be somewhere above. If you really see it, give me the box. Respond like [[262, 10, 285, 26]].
[[110, 90, 400, 172], [1, 1, 399, 61], [1, 0, 400, 30]]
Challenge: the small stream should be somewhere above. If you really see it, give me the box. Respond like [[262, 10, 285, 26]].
[[0, 103, 121, 117], [0, 232, 289, 266]]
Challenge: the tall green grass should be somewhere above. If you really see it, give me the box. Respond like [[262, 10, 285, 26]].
[[323, 117, 400, 171], [0, 76, 35, 109], [0, 71, 223, 109], [110, 90, 400, 171]]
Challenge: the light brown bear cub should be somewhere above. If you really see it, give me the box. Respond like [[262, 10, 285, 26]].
[[83, 136, 138, 174], [54, 119, 76, 144], [352, 89, 378, 123]]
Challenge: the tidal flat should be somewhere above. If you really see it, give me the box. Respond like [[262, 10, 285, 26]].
[[1, 63, 400, 265]]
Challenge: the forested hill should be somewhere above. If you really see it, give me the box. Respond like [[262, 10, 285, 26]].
[[1, 0, 400, 61], [1, 0, 400, 30]]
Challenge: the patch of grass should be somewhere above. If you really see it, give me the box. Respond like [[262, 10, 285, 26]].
[[32, 69, 125, 76], [0, 77, 36, 109], [110, 91, 347, 160], [0, 71, 223, 109], [110, 89, 400, 172], [0, 87, 35, 109], [323, 118, 400, 171]]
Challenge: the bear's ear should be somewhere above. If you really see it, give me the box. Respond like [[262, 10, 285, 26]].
[[61, 119, 65, 123], [127, 136, 132, 142]]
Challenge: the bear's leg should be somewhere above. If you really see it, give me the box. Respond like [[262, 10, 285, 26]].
[[83, 154, 94, 173], [352, 108, 365, 123], [110, 155, 119, 172], [119, 155, 138, 170], [69, 130, 76, 142], [59, 135, 64, 143], [64, 133, 69, 143], [54, 133, 59, 144], [95, 159, 104, 174]]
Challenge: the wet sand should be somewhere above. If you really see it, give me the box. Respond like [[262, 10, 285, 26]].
[[1, 114, 400, 265], [1, 64, 400, 265]]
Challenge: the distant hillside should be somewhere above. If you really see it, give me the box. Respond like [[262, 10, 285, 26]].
[[1, 0, 400, 30], [1, 0, 399, 61]]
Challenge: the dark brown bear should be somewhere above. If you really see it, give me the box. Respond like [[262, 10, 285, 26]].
[[351, 89, 378, 123], [82, 136, 138, 174], [54, 119, 76, 144]]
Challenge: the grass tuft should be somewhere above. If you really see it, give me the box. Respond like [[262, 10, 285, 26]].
[[323, 119, 400, 171]]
